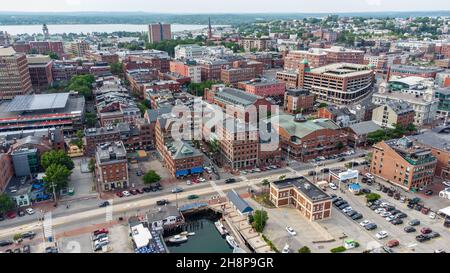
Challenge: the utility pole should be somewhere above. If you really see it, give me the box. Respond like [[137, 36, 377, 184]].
[[52, 182, 57, 206]]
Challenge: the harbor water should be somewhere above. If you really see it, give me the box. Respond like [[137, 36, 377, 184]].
[[166, 210, 233, 253]]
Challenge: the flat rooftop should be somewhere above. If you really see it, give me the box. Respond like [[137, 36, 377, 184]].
[[272, 177, 331, 202], [4, 93, 69, 112], [309, 63, 372, 78]]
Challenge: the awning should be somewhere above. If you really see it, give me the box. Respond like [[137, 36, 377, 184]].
[[190, 167, 204, 174], [176, 169, 189, 177]]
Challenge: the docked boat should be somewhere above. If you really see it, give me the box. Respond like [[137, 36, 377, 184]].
[[168, 235, 188, 244], [214, 221, 228, 236], [187, 232, 196, 236], [225, 235, 239, 249]]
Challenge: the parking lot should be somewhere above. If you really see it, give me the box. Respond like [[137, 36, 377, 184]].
[[328, 181, 449, 253]]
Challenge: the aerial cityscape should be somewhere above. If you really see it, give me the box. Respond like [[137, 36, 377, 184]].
[[1, 0, 450, 259]]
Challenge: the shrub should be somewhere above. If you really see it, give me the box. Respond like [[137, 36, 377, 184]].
[[298, 246, 311, 253], [330, 246, 347, 253]]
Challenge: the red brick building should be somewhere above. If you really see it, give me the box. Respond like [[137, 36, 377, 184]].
[[238, 79, 286, 97], [283, 89, 315, 114], [95, 141, 129, 191], [270, 177, 332, 221]]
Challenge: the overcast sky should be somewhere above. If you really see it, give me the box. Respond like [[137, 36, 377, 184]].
[[1, 0, 449, 13]]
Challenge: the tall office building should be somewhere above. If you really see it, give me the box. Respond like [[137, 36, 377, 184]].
[[148, 23, 172, 43], [0, 47, 33, 100]]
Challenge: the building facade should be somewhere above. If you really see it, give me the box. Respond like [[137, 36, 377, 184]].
[[148, 23, 172, 43], [269, 177, 332, 221], [0, 47, 33, 100], [370, 138, 437, 191], [95, 141, 129, 191]]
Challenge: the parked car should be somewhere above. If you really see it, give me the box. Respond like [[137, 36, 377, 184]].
[[359, 220, 371, 227], [404, 226, 416, 233], [171, 187, 183, 193], [338, 203, 350, 210], [386, 239, 400, 248], [286, 226, 297, 236], [365, 173, 374, 180], [346, 210, 357, 217], [321, 168, 330, 173], [338, 157, 346, 162], [395, 213, 408, 219], [0, 240, 14, 247], [122, 191, 131, 197], [416, 234, 430, 242], [6, 211, 16, 219], [93, 233, 108, 241], [156, 199, 170, 206], [391, 219, 403, 225], [143, 187, 152, 193], [22, 244, 31, 253], [187, 195, 199, 200], [21, 231, 36, 239], [308, 171, 317, 176], [376, 231, 389, 239], [409, 219, 420, 226], [420, 227, 432, 234], [99, 201, 110, 208], [425, 190, 433, 196], [328, 183, 338, 190], [225, 178, 237, 184], [115, 191, 124, 198], [93, 228, 109, 236], [25, 208, 35, 215], [365, 223, 377, 230], [351, 213, 363, 220], [130, 189, 138, 195], [428, 232, 440, 238]]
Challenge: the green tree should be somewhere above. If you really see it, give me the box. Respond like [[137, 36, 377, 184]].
[[85, 112, 98, 127], [88, 158, 95, 173], [66, 74, 95, 99], [298, 246, 312, 253], [209, 138, 220, 154], [252, 210, 268, 233], [44, 164, 72, 200], [47, 52, 59, 60], [110, 62, 123, 75], [261, 179, 270, 191], [0, 193, 14, 213], [41, 150, 75, 171], [143, 170, 161, 185], [336, 142, 344, 150], [366, 193, 381, 202]]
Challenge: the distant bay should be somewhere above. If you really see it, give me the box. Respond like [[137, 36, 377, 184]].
[[1, 24, 228, 35]]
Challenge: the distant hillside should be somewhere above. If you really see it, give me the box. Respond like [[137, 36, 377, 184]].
[[0, 11, 450, 26]]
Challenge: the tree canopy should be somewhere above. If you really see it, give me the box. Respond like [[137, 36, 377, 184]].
[[66, 74, 95, 99], [250, 210, 268, 233], [43, 164, 72, 193], [41, 150, 75, 171], [0, 193, 14, 213], [143, 170, 161, 185]]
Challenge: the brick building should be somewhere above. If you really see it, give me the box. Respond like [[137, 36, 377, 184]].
[[283, 89, 315, 114], [95, 141, 129, 191], [26, 55, 54, 91], [266, 114, 348, 162], [372, 101, 415, 129], [370, 137, 437, 191], [270, 177, 332, 221], [238, 79, 286, 97]]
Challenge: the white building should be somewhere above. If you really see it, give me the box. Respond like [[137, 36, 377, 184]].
[[174, 44, 206, 60], [372, 81, 439, 126]]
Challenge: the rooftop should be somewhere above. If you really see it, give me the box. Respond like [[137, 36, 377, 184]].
[[385, 100, 414, 115], [309, 63, 373, 78], [146, 206, 181, 223], [411, 128, 450, 152], [390, 64, 444, 73], [96, 141, 127, 164], [215, 87, 263, 107], [165, 140, 202, 160], [267, 114, 340, 139], [0, 47, 16, 57], [348, 121, 381, 136], [271, 176, 331, 202], [4, 93, 69, 112]]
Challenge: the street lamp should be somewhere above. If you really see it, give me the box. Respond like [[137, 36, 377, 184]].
[[287, 146, 291, 166]]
